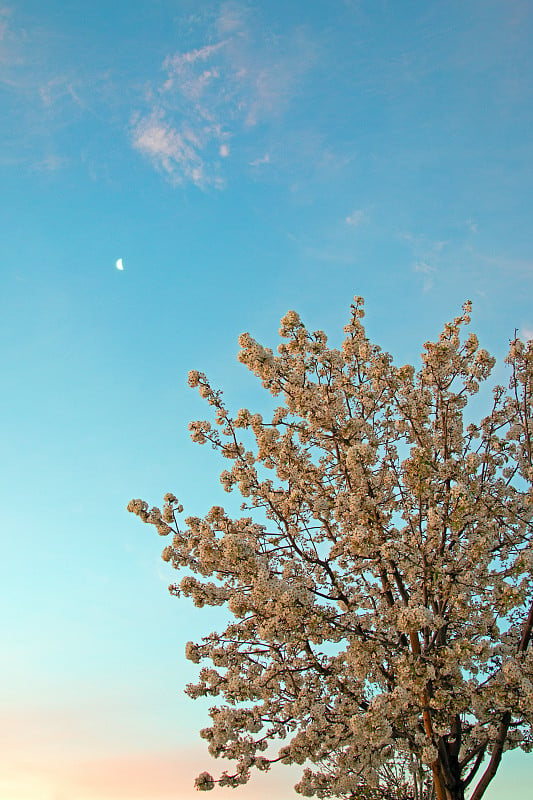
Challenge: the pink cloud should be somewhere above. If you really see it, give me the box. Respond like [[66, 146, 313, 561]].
[[131, 112, 221, 188], [131, 3, 317, 188], [164, 40, 229, 71], [216, 1, 249, 34]]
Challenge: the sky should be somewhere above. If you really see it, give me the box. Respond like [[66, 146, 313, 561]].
[[1, 1, 532, 798]]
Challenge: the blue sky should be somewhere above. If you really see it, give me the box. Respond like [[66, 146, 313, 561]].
[[1, 1, 532, 798]]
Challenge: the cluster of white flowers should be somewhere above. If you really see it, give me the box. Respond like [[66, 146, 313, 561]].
[[129, 297, 533, 800], [194, 771, 214, 791]]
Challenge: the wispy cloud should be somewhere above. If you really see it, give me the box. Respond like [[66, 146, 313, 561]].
[[38, 76, 83, 109], [161, 40, 229, 99], [413, 260, 436, 274], [398, 231, 449, 292], [216, 1, 250, 35], [131, 2, 317, 189], [33, 153, 70, 172], [249, 152, 270, 166], [0, 6, 106, 173], [131, 111, 222, 189], [476, 252, 533, 275], [413, 260, 436, 291], [0, 5, 23, 73], [0, 6, 10, 42], [345, 209, 368, 227]]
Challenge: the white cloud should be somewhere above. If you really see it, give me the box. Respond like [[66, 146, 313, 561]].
[[414, 261, 436, 274], [131, 2, 316, 189], [413, 258, 437, 291], [473, 251, 533, 275], [249, 152, 270, 166], [162, 40, 229, 101], [0, 6, 10, 42], [166, 40, 228, 69], [242, 28, 316, 127], [131, 112, 221, 188], [397, 231, 447, 293], [415, 266, 436, 293], [0, 5, 21, 70], [398, 230, 450, 290], [216, 1, 250, 34], [39, 76, 83, 109], [345, 209, 367, 227], [33, 153, 69, 172], [520, 327, 533, 341]]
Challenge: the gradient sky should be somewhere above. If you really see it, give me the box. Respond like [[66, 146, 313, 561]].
[[1, 1, 533, 798]]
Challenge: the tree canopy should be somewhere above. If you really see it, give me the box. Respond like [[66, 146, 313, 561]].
[[129, 298, 533, 800]]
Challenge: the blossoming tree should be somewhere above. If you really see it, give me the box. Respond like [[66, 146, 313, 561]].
[[129, 298, 533, 800]]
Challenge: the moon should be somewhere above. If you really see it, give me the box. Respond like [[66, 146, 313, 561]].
[[116, 258, 124, 271]]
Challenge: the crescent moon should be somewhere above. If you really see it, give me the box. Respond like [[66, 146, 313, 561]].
[[116, 258, 124, 270]]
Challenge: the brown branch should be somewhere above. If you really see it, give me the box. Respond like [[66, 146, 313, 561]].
[[469, 711, 511, 800], [390, 561, 410, 605], [518, 598, 533, 653], [408, 629, 447, 800], [448, 714, 462, 760], [463, 745, 487, 790]]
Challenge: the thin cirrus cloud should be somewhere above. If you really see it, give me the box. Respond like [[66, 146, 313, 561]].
[[0, 6, 10, 42], [413, 260, 436, 275], [345, 209, 368, 227], [249, 152, 270, 166], [0, 6, 95, 175], [0, 6, 24, 81], [38, 75, 84, 110], [131, 111, 217, 189], [130, 2, 316, 189]]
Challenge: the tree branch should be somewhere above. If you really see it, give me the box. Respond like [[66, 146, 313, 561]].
[[469, 711, 511, 800], [518, 598, 533, 653]]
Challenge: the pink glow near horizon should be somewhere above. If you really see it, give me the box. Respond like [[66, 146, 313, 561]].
[[1, 709, 300, 800], [2, 748, 301, 800]]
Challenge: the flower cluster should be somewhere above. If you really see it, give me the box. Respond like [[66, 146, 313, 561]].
[[194, 771, 214, 791], [129, 297, 533, 800]]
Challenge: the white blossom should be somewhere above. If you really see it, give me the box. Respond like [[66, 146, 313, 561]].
[[129, 298, 533, 800]]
